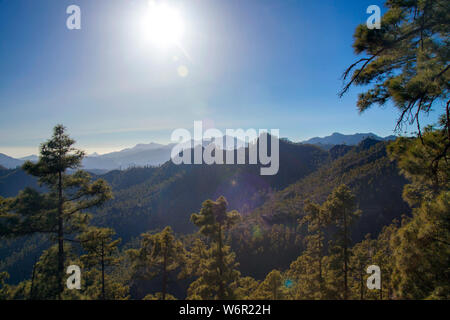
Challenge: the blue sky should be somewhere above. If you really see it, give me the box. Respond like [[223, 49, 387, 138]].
[[0, 0, 438, 157]]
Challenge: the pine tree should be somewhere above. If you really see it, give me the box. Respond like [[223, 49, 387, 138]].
[[188, 196, 241, 300], [253, 270, 285, 300], [341, 0, 449, 300], [234, 276, 260, 300], [388, 130, 449, 299], [323, 185, 361, 299], [297, 200, 331, 298], [287, 253, 321, 299], [26, 244, 85, 300], [390, 194, 450, 299], [387, 128, 449, 205], [78, 227, 122, 300], [372, 222, 399, 300], [128, 226, 184, 300], [350, 234, 374, 300], [340, 0, 450, 136], [0, 125, 112, 299]]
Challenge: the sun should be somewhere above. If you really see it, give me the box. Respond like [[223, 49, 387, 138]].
[[140, 2, 184, 49]]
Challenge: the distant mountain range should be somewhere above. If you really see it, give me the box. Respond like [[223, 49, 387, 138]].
[[0, 143, 176, 171], [0, 132, 397, 170], [0, 153, 24, 169], [302, 132, 396, 149]]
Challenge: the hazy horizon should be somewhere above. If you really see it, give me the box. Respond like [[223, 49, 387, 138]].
[[0, 129, 400, 158]]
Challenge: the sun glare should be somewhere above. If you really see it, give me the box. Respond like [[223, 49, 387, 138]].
[[140, 2, 184, 49]]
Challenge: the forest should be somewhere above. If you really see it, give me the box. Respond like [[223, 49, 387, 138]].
[[0, 0, 449, 300]]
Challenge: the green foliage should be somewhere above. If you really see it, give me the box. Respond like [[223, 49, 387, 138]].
[[323, 185, 361, 299], [143, 292, 177, 300], [128, 226, 185, 300], [252, 270, 286, 300], [0, 125, 113, 298], [293, 200, 330, 299], [286, 186, 362, 300], [188, 197, 241, 300], [287, 254, 323, 299], [349, 234, 376, 300], [234, 276, 260, 300], [82, 269, 129, 300], [391, 191, 449, 299], [388, 128, 449, 206], [191, 196, 241, 240], [25, 244, 84, 300], [79, 228, 121, 270], [341, 0, 450, 134], [79, 227, 124, 300], [372, 222, 399, 299], [388, 129, 449, 299], [0, 271, 10, 299]]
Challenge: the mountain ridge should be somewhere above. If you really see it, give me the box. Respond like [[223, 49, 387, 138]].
[[0, 132, 396, 170], [302, 132, 397, 148]]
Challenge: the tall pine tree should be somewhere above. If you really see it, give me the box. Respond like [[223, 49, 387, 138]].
[[188, 196, 241, 300], [0, 125, 112, 298]]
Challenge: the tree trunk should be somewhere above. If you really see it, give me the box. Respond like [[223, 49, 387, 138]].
[[343, 209, 348, 300], [379, 264, 383, 300], [217, 226, 225, 299], [360, 268, 364, 300], [318, 227, 324, 298], [57, 170, 64, 300], [29, 257, 38, 300], [101, 240, 105, 300], [162, 247, 168, 300]]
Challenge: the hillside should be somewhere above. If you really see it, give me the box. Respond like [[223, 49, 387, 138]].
[[0, 168, 41, 198], [0, 138, 328, 283], [0, 154, 23, 169], [249, 139, 408, 235], [0, 137, 410, 285], [93, 139, 328, 238], [231, 139, 410, 278]]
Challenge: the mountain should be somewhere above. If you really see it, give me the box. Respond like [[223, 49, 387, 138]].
[[0, 167, 42, 198], [0, 133, 396, 171], [86, 143, 175, 170], [0, 137, 328, 283], [19, 155, 38, 162], [302, 132, 396, 149], [0, 154, 37, 170], [232, 138, 409, 277], [248, 138, 408, 235], [0, 143, 176, 172], [0, 153, 23, 169], [0, 137, 250, 172], [92, 138, 329, 238], [0, 136, 410, 285]]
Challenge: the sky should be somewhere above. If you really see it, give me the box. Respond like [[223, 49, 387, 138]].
[[0, 0, 439, 157]]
